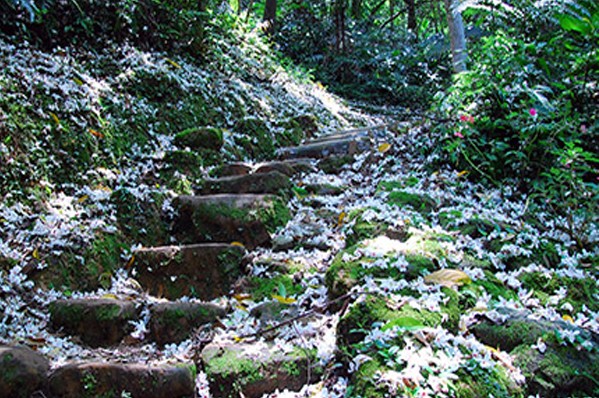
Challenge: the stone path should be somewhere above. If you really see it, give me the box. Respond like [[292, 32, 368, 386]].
[[0, 126, 386, 398]]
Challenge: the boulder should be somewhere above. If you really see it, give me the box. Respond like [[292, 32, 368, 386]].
[[172, 194, 291, 248], [133, 243, 245, 300], [472, 307, 599, 397], [201, 171, 291, 195], [49, 362, 195, 398], [202, 341, 321, 398], [49, 299, 138, 347], [0, 346, 49, 398], [149, 302, 227, 345], [211, 162, 252, 177], [174, 127, 224, 151]]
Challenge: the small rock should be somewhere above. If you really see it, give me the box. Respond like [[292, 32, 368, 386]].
[[202, 341, 321, 398], [49, 362, 195, 398], [201, 171, 292, 195], [49, 299, 138, 347], [134, 243, 246, 300], [149, 302, 226, 345], [0, 346, 49, 398], [254, 161, 297, 176]]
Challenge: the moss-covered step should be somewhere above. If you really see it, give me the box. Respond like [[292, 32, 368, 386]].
[[133, 243, 246, 300], [277, 136, 371, 160], [149, 302, 227, 345], [49, 362, 195, 398], [472, 307, 599, 397], [202, 341, 322, 398], [49, 299, 138, 347], [0, 346, 49, 398], [172, 194, 291, 248], [211, 162, 253, 177], [254, 159, 316, 176], [200, 171, 292, 195]]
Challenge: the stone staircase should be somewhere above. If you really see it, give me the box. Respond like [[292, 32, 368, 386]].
[[0, 126, 387, 398]]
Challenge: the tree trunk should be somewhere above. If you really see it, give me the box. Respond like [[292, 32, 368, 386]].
[[334, 0, 347, 53], [443, 0, 467, 73], [263, 0, 277, 36], [404, 0, 416, 33]]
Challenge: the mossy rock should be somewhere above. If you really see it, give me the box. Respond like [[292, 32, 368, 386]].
[[202, 342, 321, 398], [513, 345, 599, 397], [174, 127, 224, 151], [348, 359, 388, 398], [385, 190, 436, 213], [0, 346, 49, 398], [454, 361, 523, 398]]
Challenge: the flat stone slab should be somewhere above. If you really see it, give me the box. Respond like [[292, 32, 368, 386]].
[[49, 299, 138, 347], [201, 171, 291, 195], [212, 162, 253, 177], [149, 302, 227, 345], [202, 341, 321, 398], [49, 362, 195, 398], [134, 243, 246, 300], [308, 128, 372, 144], [254, 159, 316, 176], [0, 345, 49, 398], [172, 194, 290, 248], [277, 136, 371, 160]]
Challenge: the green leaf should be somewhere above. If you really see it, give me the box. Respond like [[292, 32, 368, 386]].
[[382, 317, 425, 332], [558, 14, 592, 35], [278, 282, 287, 298]]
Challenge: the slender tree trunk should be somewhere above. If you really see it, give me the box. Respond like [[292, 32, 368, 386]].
[[404, 0, 416, 33], [389, 0, 395, 29], [263, 0, 277, 36], [443, 0, 467, 73], [334, 0, 347, 53]]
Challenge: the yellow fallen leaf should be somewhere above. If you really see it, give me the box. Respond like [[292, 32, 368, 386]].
[[101, 293, 119, 300], [49, 112, 60, 126], [378, 142, 391, 153], [78, 195, 89, 203], [89, 128, 104, 139], [235, 304, 248, 312], [562, 314, 574, 323], [457, 170, 469, 178], [231, 241, 245, 248], [233, 293, 251, 301], [125, 255, 135, 269], [165, 58, 182, 69], [424, 269, 472, 287], [73, 77, 84, 86], [233, 336, 244, 343], [32, 248, 40, 259], [272, 295, 296, 305], [337, 211, 346, 228]]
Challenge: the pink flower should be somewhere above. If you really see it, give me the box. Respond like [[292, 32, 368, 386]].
[[460, 114, 475, 123], [529, 108, 537, 117], [581, 125, 587, 133], [454, 131, 464, 139]]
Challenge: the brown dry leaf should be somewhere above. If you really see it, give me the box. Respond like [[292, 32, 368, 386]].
[[424, 269, 471, 287]]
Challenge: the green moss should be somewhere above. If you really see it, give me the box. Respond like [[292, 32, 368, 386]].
[[247, 275, 304, 301], [257, 197, 292, 234], [454, 361, 522, 398], [518, 271, 598, 312], [471, 271, 518, 301], [174, 127, 224, 151], [205, 349, 264, 385], [95, 303, 121, 321], [349, 359, 387, 398], [234, 117, 275, 160], [49, 301, 84, 324]]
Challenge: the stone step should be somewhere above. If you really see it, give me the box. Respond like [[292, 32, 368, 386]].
[[308, 128, 371, 144], [133, 243, 246, 300], [149, 301, 226, 345], [49, 299, 138, 347], [200, 171, 292, 195], [0, 345, 49, 398], [49, 361, 195, 398], [277, 136, 371, 160], [202, 341, 321, 398], [212, 159, 315, 178], [172, 194, 291, 249], [49, 297, 227, 346]]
